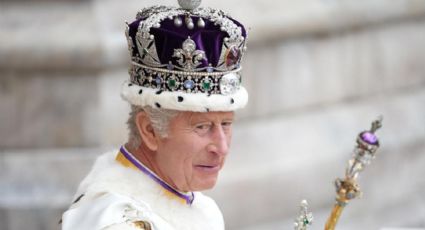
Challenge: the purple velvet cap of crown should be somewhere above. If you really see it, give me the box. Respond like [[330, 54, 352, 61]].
[[128, 15, 247, 68]]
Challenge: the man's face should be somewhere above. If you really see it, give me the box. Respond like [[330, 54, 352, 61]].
[[154, 111, 234, 192]]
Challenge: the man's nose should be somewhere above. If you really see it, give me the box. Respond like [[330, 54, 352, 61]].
[[209, 125, 230, 156]]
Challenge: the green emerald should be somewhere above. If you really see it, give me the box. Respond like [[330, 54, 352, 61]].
[[168, 79, 176, 88], [202, 81, 211, 90]]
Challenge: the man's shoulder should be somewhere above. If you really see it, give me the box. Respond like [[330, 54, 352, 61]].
[[71, 149, 164, 205], [91, 150, 119, 172], [74, 150, 122, 195]]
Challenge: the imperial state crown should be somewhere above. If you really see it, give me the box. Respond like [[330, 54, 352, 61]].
[[121, 0, 248, 112]]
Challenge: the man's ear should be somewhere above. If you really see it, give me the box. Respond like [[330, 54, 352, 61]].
[[135, 111, 159, 151]]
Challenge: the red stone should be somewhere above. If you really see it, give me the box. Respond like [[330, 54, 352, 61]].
[[225, 46, 240, 67]]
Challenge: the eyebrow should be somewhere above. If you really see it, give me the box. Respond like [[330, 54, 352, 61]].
[[188, 113, 210, 125], [189, 113, 234, 124]]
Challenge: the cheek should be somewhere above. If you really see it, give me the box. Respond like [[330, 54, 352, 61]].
[[183, 132, 209, 148], [161, 133, 213, 172], [168, 137, 203, 164], [225, 130, 233, 147], [179, 137, 212, 172]]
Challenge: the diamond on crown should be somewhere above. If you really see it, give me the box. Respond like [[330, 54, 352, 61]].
[[173, 38, 206, 71]]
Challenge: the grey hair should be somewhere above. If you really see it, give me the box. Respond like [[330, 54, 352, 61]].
[[127, 105, 179, 149]]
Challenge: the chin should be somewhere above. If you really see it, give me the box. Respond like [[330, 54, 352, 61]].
[[193, 178, 218, 191]]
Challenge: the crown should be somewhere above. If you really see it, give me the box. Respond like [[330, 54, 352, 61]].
[[121, 0, 248, 112]]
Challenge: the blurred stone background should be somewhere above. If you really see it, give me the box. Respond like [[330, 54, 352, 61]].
[[1, 0, 425, 229]]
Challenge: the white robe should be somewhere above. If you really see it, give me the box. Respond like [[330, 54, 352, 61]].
[[61, 150, 225, 230]]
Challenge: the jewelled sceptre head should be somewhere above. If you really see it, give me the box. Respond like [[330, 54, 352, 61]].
[[293, 117, 383, 230], [324, 116, 383, 230]]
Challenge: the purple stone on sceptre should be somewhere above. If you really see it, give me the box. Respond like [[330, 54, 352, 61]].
[[361, 131, 378, 145]]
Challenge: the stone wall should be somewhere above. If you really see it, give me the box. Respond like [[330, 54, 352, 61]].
[[1, 0, 424, 229]]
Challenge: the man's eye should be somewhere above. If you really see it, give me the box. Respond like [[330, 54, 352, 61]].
[[222, 121, 233, 128], [195, 123, 211, 131]]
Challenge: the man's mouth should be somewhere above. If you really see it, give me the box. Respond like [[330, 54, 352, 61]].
[[194, 164, 221, 173]]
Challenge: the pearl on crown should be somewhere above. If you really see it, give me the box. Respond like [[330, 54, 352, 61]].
[[178, 0, 202, 10]]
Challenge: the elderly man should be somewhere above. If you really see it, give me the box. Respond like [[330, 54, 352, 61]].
[[61, 0, 248, 229]]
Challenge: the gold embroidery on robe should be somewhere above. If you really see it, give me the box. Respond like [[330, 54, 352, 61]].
[[133, 220, 152, 230]]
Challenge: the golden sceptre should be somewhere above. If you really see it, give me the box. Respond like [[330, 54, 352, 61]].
[[294, 117, 383, 230], [324, 117, 383, 230]]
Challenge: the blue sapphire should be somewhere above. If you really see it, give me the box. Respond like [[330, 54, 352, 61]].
[[155, 76, 162, 85], [184, 79, 195, 89]]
